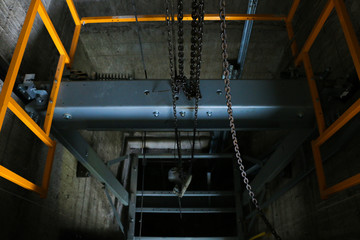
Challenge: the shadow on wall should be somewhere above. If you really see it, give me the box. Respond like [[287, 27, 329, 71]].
[[59, 229, 124, 240]]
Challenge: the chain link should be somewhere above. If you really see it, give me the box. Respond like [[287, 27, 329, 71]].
[[219, 1, 281, 239], [166, 0, 183, 170], [168, 0, 205, 175], [189, 0, 204, 173]]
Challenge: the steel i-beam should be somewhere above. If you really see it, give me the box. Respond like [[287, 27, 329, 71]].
[[52, 128, 129, 205], [51, 79, 313, 130]]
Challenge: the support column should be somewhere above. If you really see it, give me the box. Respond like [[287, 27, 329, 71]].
[[52, 128, 129, 205]]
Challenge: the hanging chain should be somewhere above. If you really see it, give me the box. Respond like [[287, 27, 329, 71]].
[[167, 0, 204, 175], [189, 0, 204, 173], [176, 0, 189, 98], [219, 1, 281, 239]]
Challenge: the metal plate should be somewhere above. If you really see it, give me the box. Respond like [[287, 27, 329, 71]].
[[52, 79, 314, 130]]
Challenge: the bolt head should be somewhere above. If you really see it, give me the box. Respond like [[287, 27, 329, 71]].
[[63, 113, 72, 120], [179, 111, 186, 117], [153, 111, 160, 117], [207, 111, 212, 117]]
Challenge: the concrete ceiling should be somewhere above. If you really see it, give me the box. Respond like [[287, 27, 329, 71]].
[[71, 0, 294, 79]]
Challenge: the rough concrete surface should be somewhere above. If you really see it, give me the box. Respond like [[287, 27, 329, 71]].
[[1, 0, 360, 239]]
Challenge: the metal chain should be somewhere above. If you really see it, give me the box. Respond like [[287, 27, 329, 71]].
[[177, 0, 184, 78], [166, 0, 183, 170], [176, 0, 189, 98], [219, 1, 281, 239], [196, 0, 204, 83], [189, 0, 204, 173], [167, 0, 204, 177], [190, 0, 199, 86]]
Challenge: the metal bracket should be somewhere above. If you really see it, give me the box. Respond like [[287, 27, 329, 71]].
[[52, 128, 129, 205], [105, 187, 124, 233], [107, 155, 129, 167]]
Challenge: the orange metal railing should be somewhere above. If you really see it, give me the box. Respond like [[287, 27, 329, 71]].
[[288, 0, 360, 199], [1, 0, 360, 199], [0, 0, 78, 198]]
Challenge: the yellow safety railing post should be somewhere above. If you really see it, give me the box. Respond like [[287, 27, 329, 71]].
[[0, 0, 70, 197], [66, 0, 82, 68]]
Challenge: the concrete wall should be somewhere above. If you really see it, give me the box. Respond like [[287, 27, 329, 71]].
[[0, 1, 125, 240], [249, 1, 360, 239], [0, 0, 74, 81], [250, 139, 360, 240], [70, 0, 294, 80]]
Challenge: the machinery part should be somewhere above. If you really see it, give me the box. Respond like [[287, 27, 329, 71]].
[[173, 175, 192, 198], [168, 167, 182, 184], [17, 74, 48, 105], [94, 72, 133, 80], [219, 1, 281, 239], [168, 167, 192, 198], [69, 70, 88, 80], [51, 79, 314, 130], [17, 74, 37, 100], [16, 74, 49, 121]]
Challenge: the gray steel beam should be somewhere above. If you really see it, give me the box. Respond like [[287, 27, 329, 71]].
[[135, 191, 234, 197], [53, 128, 129, 205], [242, 129, 313, 205], [105, 187, 124, 233], [52, 79, 313, 130], [127, 154, 138, 240], [135, 208, 235, 213], [245, 113, 360, 219]]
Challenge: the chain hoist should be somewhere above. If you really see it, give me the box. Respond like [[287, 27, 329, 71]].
[[165, 0, 182, 172], [165, 0, 205, 196], [219, 1, 282, 239]]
